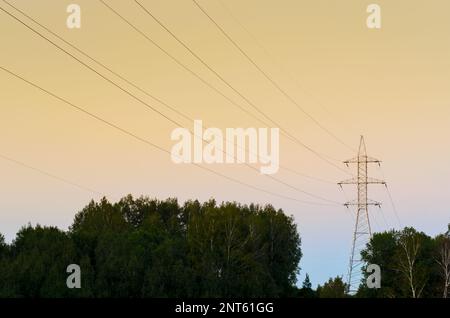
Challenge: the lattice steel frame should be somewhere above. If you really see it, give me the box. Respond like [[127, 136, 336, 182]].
[[338, 136, 385, 293]]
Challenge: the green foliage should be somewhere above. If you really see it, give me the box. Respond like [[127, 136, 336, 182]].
[[0, 225, 79, 297], [358, 230, 400, 297], [0, 233, 8, 297], [0, 233, 6, 257], [302, 274, 312, 289], [358, 225, 449, 298], [0, 196, 302, 298], [317, 276, 348, 298], [296, 273, 316, 298], [3, 195, 445, 299]]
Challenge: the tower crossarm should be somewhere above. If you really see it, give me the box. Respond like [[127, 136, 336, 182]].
[[343, 199, 382, 208], [343, 156, 381, 165], [338, 177, 386, 186], [338, 178, 358, 185], [366, 177, 386, 185]]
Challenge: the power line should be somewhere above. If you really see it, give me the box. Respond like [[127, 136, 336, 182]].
[[191, 0, 355, 152], [378, 166, 403, 229], [280, 166, 336, 185], [0, 4, 186, 131], [385, 186, 402, 228], [2, 0, 338, 196], [133, 0, 351, 176], [0, 3, 341, 205], [135, 0, 346, 160], [97, 1, 348, 183], [0, 3, 339, 205], [97, 0, 269, 127], [378, 205, 390, 230], [216, 0, 337, 120], [0, 65, 337, 207], [102, 0, 331, 167], [217, 0, 363, 144], [2, 0, 193, 121], [0, 153, 107, 197], [339, 186, 355, 221]]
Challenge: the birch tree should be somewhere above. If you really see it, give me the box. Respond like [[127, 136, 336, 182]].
[[435, 226, 450, 298], [396, 229, 427, 298]]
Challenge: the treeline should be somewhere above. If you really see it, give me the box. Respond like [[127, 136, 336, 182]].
[[0, 196, 302, 298], [295, 226, 450, 298], [358, 226, 450, 298], [1, 195, 448, 298]]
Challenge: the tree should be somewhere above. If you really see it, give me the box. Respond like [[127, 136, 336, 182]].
[[397, 228, 425, 298], [0, 233, 9, 297], [0, 233, 6, 257], [185, 200, 301, 297], [395, 228, 438, 298], [360, 227, 443, 298], [0, 195, 299, 298], [297, 273, 316, 298], [317, 276, 348, 298], [302, 274, 312, 289], [359, 230, 400, 298], [435, 224, 450, 298], [6, 225, 79, 297]]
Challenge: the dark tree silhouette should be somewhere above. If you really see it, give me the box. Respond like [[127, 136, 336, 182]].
[[0, 196, 302, 298], [358, 226, 448, 298], [316, 277, 348, 298]]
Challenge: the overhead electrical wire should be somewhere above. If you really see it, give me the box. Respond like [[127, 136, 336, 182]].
[[131, 0, 352, 176], [378, 166, 403, 228], [191, 0, 355, 152], [0, 153, 108, 198], [378, 205, 391, 230], [97, 0, 270, 127], [0, 65, 338, 206], [385, 186, 402, 228], [216, 0, 363, 146], [2, 0, 336, 188], [0, 4, 185, 130], [99, 1, 351, 181], [0, 2, 340, 204]]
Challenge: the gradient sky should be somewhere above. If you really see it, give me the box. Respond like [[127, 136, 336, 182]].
[[1, 0, 449, 287]]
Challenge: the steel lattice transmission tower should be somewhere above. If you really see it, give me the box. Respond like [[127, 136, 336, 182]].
[[338, 136, 385, 293]]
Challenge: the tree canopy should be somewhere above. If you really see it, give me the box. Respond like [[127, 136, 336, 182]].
[[316, 276, 348, 298], [358, 226, 449, 298], [0, 196, 302, 298], [1, 195, 447, 298]]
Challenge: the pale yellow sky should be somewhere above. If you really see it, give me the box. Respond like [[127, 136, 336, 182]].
[[1, 0, 449, 285]]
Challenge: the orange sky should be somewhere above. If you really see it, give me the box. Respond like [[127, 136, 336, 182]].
[[1, 0, 449, 285]]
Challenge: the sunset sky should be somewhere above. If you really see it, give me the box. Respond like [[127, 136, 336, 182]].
[[1, 0, 449, 287]]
